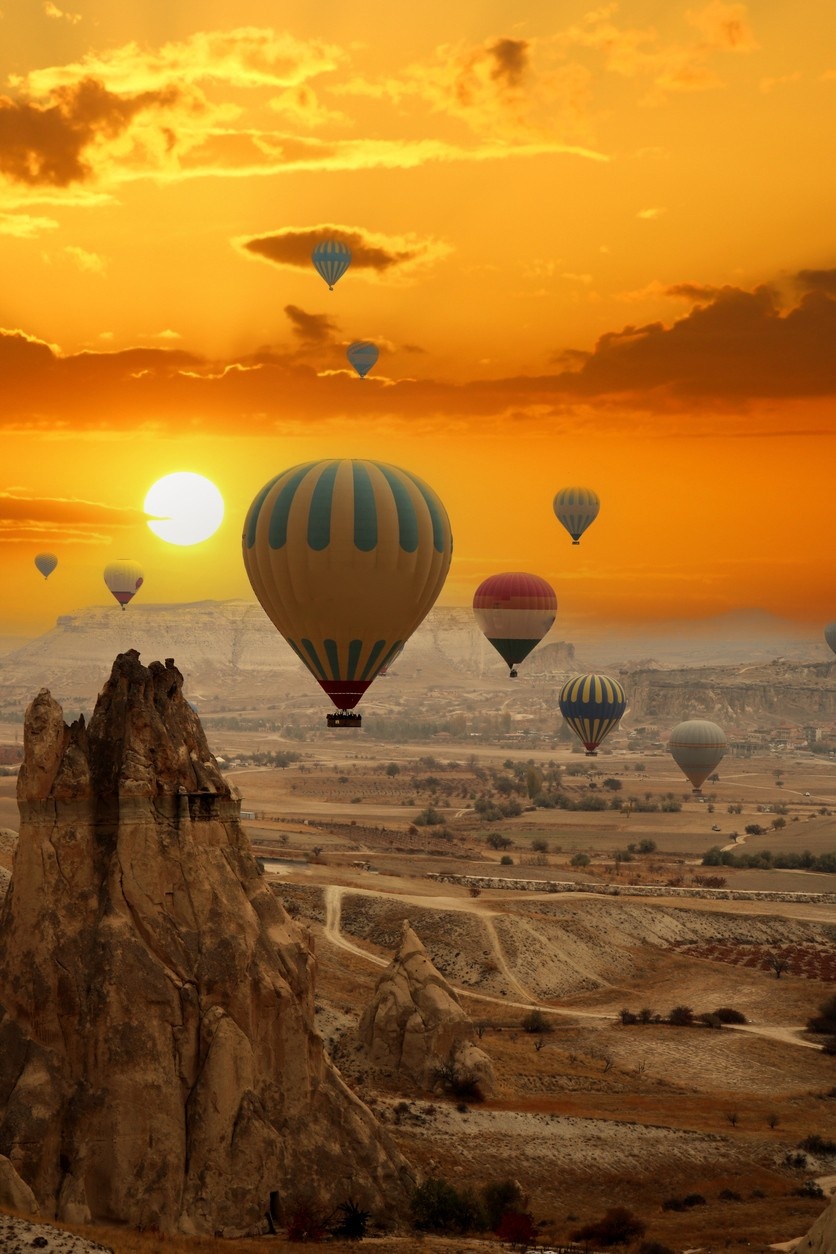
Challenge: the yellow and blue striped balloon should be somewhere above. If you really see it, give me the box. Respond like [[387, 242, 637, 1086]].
[[558, 673, 626, 754], [553, 486, 600, 544], [243, 459, 452, 712], [312, 239, 352, 290]]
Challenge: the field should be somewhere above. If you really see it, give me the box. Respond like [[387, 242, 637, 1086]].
[[1, 726, 835, 1252]]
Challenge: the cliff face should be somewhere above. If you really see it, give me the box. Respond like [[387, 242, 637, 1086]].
[[0, 651, 410, 1236], [625, 659, 836, 726]]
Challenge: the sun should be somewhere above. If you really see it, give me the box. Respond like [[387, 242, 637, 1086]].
[[145, 472, 224, 546]]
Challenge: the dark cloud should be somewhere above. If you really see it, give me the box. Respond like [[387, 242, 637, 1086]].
[[488, 38, 529, 88], [795, 268, 836, 296], [1, 278, 834, 438], [283, 304, 339, 344], [553, 284, 836, 399], [238, 225, 428, 274], [0, 77, 179, 186]]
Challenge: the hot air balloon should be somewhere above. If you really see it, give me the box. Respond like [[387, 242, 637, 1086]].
[[104, 559, 143, 610], [347, 341, 378, 378], [473, 572, 556, 678], [668, 720, 726, 793], [559, 673, 626, 755], [379, 644, 403, 676], [311, 239, 351, 290], [825, 623, 836, 656], [243, 459, 452, 727], [34, 553, 57, 579], [553, 487, 600, 544]]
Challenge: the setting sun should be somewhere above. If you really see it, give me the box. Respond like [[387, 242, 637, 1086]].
[[145, 473, 225, 548]]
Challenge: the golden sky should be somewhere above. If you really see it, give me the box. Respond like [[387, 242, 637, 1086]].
[[0, 0, 834, 638]]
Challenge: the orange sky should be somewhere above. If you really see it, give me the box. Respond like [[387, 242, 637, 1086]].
[[0, 1, 834, 639]]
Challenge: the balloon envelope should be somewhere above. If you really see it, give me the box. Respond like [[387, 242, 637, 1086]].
[[668, 720, 727, 791], [242, 459, 453, 711], [825, 623, 836, 656], [346, 341, 379, 378], [104, 559, 144, 609], [553, 486, 600, 544], [473, 572, 556, 674], [35, 553, 57, 579], [311, 239, 352, 290], [559, 673, 626, 753]]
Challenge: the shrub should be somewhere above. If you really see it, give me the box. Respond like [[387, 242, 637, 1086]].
[[495, 1209, 538, 1250], [638, 1244, 675, 1254], [668, 1005, 695, 1027], [662, 1193, 706, 1212], [713, 1007, 747, 1024], [482, 1179, 524, 1231], [570, 852, 590, 867], [500, 855, 514, 866], [795, 1180, 825, 1198], [799, 1133, 836, 1156], [331, 1200, 370, 1240], [718, 1189, 742, 1202], [410, 1177, 486, 1233], [808, 994, 836, 1035], [287, 1205, 326, 1242], [572, 1206, 646, 1245], [522, 1009, 551, 1034]]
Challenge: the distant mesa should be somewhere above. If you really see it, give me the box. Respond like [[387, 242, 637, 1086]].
[[0, 651, 410, 1235]]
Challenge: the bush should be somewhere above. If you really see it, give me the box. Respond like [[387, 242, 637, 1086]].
[[495, 1210, 537, 1249], [713, 1007, 747, 1024], [410, 1177, 486, 1233], [521, 1010, 551, 1034], [500, 855, 514, 866], [799, 1133, 836, 1156], [331, 1201, 370, 1240], [486, 833, 513, 850], [287, 1205, 326, 1242], [638, 1244, 675, 1254], [808, 994, 836, 1035], [572, 1207, 646, 1245], [668, 1005, 695, 1026], [662, 1193, 706, 1212], [482, 1180, 524, 1231], [570, 852, 590, 867], [795, 1180, 825, 1198]]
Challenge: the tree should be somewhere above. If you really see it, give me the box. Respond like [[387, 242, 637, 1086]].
[[525, 765, 544, 799], [385, 762, 400, 776], [482, 1180, 524, 1231], [486, 832, 513, 850], [771, 816, 787, 831], [745, 824, 766, 836], [769, 953, 790, 979], [669, 1005, 695, 1026], [521, 1009, 551, 1034]]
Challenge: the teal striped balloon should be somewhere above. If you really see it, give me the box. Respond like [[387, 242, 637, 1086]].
[[559, 673, 626, 754], [243, 459, 452, 714], [553, 486, 600, 544], [312, 239, 352, 290]]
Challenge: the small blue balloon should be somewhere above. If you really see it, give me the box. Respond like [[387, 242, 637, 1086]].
[[346, 341, 379, 378]]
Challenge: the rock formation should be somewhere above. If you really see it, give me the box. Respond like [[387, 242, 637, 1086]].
[[794, 1192, 836, 1253], [0, 651, 410, 1236], [359, 921, 494, 1096]]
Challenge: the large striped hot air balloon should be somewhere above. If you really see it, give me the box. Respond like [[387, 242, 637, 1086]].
[[242, 459, 452, 726], [104, 559, 143, 610], [825, 623, 836, 656], [34, 553, 57, 579], [553, 486, 600, 544], [559, 673, 626, 755], [347, 341, 378, 378], [311, 239, 352, 290], [668, 720, 727, 793], [473, 572, 556, 678]]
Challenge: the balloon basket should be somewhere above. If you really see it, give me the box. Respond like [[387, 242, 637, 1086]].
[[509, 668, 518, 679], [584, 749, 598, 757], [327, 712, 362, 729]]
